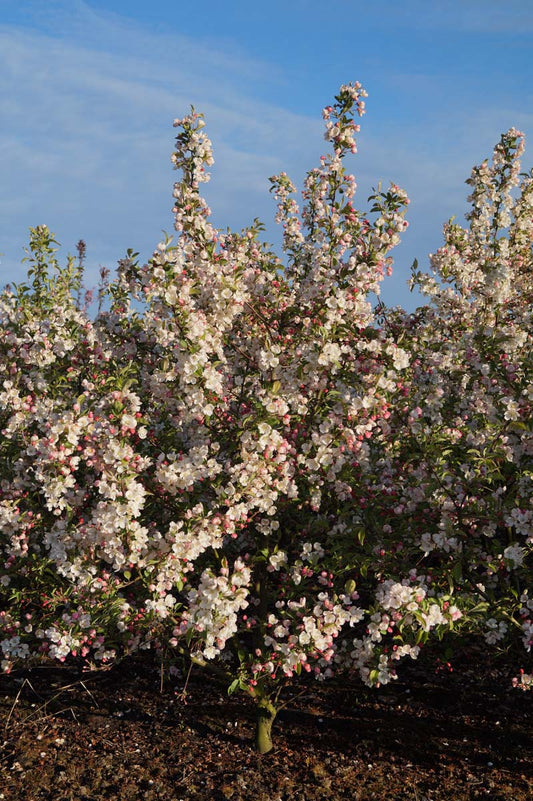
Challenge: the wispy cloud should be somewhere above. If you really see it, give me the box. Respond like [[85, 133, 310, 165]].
[[0, 7, 319, 291], [0, 0, 531, 312]]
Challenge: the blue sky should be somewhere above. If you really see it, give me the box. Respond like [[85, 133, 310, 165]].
[[1, 0, 532, 310]]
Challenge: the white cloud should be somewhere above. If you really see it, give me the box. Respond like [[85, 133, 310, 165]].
[[0, 7, 319, 291], [0, 0, 530, 314]]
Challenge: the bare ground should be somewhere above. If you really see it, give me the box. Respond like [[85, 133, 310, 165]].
[[1, 642, 532, 800]]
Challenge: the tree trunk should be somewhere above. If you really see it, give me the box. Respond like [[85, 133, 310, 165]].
[[255, 697, 277, 754]]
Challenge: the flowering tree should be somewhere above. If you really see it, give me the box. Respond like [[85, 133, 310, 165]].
[[366, 127, 533, 690], [1, 83, 531, 754], [98, 82, 417, 751]]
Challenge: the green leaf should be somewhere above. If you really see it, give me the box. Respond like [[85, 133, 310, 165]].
[[415, 628, 427, 645], [452, 563, 463, 582]]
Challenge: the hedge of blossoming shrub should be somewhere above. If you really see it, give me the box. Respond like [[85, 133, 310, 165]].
[[373, 129, 533, 689], [1, 83, 532, 753], [351, 317, 533, 673]]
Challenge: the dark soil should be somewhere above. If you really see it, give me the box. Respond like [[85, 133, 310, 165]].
[[1, 644, 532, 800]]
